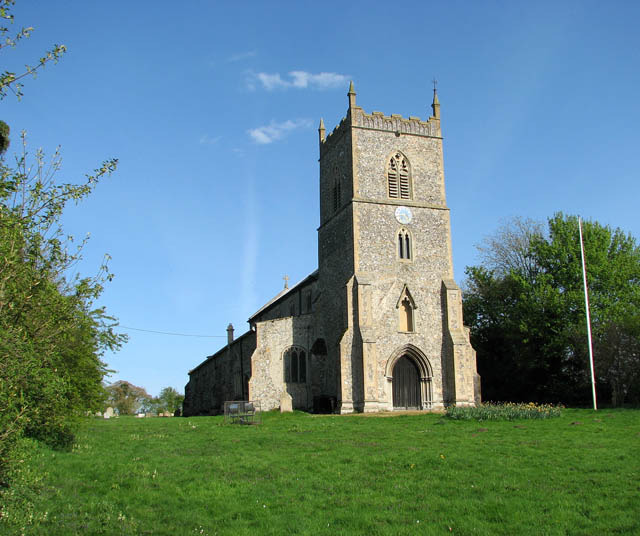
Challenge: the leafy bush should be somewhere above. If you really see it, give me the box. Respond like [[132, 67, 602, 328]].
[[0, 438, 46, 533], [0, 135, 124, 500], [446, 402, 563, 421], [0, 1, 122, 525]]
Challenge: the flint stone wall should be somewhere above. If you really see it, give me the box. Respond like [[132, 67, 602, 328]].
[[183, 331, 255, 416]]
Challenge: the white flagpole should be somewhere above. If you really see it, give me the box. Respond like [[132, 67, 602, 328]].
[[578, 217, 597, 410]]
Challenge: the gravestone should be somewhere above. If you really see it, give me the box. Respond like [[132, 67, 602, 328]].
[[280, 391, 293, 413]]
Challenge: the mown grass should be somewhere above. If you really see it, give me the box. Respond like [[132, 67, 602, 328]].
[[3, 409, 639, 535]]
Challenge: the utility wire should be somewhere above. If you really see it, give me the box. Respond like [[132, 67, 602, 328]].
[[117, 325, 226, 338]]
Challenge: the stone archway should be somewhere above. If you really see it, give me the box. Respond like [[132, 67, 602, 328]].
[[386, 345, 433, 410]]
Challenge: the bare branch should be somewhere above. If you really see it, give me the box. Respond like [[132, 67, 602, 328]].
[[476, 216, 546, 279]]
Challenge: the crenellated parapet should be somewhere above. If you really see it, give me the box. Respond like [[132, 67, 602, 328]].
[[354, 110, 440, 138], [319, 114, 350, 157], [319, 81, 442, 158]]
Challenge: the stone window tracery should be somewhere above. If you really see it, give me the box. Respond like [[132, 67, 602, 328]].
[[284, 346, 307, 383], [388, 152, 411, 200]]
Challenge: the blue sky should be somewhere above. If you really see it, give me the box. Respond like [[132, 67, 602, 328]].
[[3, 1, 639, 396]]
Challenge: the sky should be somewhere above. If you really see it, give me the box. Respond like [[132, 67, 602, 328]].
[[2, 1, 639, 396]]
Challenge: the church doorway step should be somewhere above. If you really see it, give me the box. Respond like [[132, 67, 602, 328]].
[[392, 355, 421, 409]]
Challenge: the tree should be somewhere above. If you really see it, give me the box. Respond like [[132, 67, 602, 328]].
[[156, 387, 185, 414], [0, 134, 124, 454], [476, 216, 545, 278], [0, 4, 122, 528], [0, 120, 9, 153], [595, 321, 640, 407], [464, 214, 640, 406], [106, 381, 152, 415], [0, 0, 66, 100], [134, 387, 184, 415]]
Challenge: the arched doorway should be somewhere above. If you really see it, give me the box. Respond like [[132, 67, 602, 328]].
[[392, 355, 421, 409]]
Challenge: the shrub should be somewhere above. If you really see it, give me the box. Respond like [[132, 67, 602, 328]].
[[0, 438, 45, 533]]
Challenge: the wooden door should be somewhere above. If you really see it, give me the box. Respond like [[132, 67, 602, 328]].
[[393, 356, 421, 409]]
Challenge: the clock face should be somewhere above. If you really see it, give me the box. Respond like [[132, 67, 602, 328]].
[[395, 206, 413, 225]]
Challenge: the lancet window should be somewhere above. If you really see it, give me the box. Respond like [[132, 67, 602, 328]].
[[399, 298, 415, 332], [398, 228, 412, 260], [331, 166, 342, 213], [304, 290, 313, 313], [388, 152, 411, 200], [396, 285, 417, 332]]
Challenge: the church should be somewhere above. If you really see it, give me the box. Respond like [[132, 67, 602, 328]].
[[183, 83, 479, 416]]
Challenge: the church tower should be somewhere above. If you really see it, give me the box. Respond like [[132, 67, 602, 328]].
[[184, 83, 478, 416], [316, 83, 478, 412]]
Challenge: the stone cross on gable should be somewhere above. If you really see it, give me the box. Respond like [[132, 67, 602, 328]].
[[283, 275, 289, 289]]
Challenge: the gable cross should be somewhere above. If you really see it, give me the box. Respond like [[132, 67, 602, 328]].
[[283, 275, 289, 289]]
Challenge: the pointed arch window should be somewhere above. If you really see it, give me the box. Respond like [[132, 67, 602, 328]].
[[396, 285, 417, 332], [400, 298, 414, 332], [398, 228, 412, 260], [284, 346, 307, 383], [388, 152, 411, 200]]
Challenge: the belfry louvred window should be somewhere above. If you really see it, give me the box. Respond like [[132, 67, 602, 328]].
[[388, 152, 411, 199]]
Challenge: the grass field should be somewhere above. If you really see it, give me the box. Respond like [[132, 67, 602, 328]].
[[3, 409, 639, 535]]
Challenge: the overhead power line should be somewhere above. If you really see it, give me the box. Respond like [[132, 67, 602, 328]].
[[117, 325, 226, 338]]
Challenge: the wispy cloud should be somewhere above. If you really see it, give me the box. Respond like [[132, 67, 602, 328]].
[[241, 178, 259, 316], [247, 70, 349, 91], [248, 119, 312, 144], [289, 71, 349, 89], [199, 134, 221, 145], [227, 50, 257, 63], [252, 72, 287, 90]]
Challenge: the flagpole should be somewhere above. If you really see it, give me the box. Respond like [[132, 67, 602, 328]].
[[578, 217, 597, 410]]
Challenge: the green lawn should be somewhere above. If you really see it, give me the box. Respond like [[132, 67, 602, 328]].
[[5, 409, 640, 535]]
